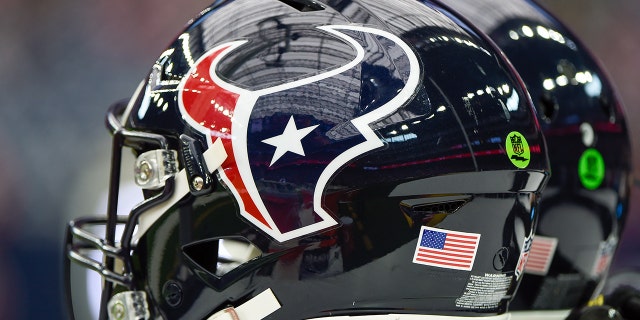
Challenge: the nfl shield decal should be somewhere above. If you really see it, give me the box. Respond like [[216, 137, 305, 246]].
[[177, 25, 420, 242], [506, 131, 530, 168]]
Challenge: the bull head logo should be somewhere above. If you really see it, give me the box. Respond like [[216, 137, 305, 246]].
[[178, 25, 419, 242]]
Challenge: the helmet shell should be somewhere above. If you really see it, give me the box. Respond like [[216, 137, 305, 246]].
[[80, 0, 550, 318]]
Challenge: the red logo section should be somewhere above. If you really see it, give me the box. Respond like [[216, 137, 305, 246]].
[[180, 43, 272, 229]]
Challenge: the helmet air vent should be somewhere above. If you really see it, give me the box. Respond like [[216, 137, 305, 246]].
[[182, 237, 263, 290], [400, 195, 472, 227]]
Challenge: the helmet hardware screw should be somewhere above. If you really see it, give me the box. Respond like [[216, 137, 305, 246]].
[[192, 176, 204, 191], [110, 301, 125, 320], [137, 160, 152, 183], [162, 281, 183, 308]]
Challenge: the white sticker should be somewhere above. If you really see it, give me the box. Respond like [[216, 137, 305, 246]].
[[206, 288, 281, 320], [455, 273, 512, 309]]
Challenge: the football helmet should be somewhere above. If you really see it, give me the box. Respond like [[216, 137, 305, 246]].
[[65, 0, 550, 319], [436, 0, 632, 317]]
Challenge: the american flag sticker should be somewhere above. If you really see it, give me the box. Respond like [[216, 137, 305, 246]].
[[591, 238, 617, 277], [412, 226, 481, 271], [515, 237, 533, 279], [524, 235, 558, 275]]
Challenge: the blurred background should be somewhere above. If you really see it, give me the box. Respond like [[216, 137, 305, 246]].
[[0, 0, 638, 319]]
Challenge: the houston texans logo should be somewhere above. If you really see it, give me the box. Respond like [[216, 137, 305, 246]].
[[178, 25, 419, 242]]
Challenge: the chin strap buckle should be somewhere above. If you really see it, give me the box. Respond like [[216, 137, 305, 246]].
[[107, 291, 150, 320]]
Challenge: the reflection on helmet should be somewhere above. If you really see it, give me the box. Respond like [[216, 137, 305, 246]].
[[65, 0, 550, 319], [436, 0, 632, 315]]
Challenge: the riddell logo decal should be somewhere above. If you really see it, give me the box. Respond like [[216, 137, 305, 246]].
[[178, 25, 419, 242]]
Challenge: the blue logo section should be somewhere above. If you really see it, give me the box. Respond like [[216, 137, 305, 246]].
[[421, 229, 447, 250], [245, 27, 415, 234], [179, 25, 419, 242]]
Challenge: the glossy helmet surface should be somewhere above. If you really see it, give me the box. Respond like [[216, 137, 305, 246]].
[[437, 0, 632, 314], [65, 0, 550, 319]]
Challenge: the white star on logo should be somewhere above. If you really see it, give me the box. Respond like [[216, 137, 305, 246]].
[[262, 116, 319, 166]]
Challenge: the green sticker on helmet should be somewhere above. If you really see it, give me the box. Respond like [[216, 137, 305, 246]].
[[578, 148, 605, 190], [506, 131, 530, 169]]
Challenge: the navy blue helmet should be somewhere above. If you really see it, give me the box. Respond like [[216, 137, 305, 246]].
[[437, 0, 632, 316], [65, 0, 550, 319]]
